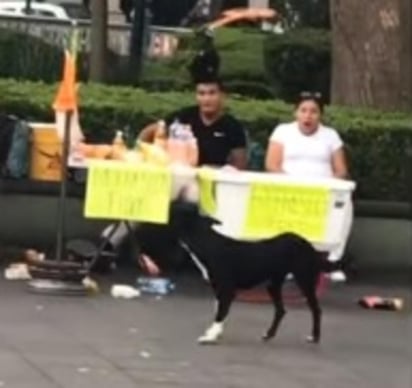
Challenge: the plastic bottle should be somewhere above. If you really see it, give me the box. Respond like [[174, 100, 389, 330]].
[[112, 130, 127, 160], [168, 120, 191, 165], [169, 119, 180, 139], [111, 285, 141, 299], [136, 277, 175, 296], [113, 130, 126, 147], [185, 125, 199, 166], [153, 120, 167, 150]]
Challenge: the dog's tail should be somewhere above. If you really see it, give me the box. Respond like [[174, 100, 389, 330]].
[[316, 252, 343, 273]]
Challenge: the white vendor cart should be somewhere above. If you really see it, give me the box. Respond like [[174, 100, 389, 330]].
[[198, 169, 356, 299], [205, 170, 356, 252]]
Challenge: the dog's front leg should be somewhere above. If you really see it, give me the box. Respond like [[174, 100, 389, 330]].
[[198, 290, 235, 345]]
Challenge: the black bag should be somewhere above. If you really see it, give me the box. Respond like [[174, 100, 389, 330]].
[[0, 114, 30, 178]]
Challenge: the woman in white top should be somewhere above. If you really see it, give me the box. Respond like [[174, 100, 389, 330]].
[[265, 92, 351, 282], [266, 92, 347, 178]]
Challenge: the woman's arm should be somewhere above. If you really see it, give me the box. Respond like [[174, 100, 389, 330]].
[[331, 147, 349, 179], [265, 141, 284, 173]]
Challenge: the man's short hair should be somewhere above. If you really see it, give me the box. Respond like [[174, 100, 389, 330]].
[[194, 76, 225, 91]]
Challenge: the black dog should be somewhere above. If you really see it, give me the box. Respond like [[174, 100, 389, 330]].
[[162, 206, 340, 345]]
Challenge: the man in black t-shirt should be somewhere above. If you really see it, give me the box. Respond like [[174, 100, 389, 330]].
[[100, 79, 247, 272], [139, 79, 248, 169]]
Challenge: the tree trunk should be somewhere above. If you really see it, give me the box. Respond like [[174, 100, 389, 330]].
[[89, 0, 108, 82], [331, 0, 411, 111], [130, 0, 149, 84], [399, 0, 412, 109]]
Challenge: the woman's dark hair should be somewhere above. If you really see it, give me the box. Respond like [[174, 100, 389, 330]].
[[295, 92, 325, 113]]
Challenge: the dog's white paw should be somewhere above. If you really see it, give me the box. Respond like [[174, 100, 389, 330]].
[[197, 322, 223, 345], [262, 332, 274, 342], [305, 335, 319, 344], [197, 335, 219, 345]]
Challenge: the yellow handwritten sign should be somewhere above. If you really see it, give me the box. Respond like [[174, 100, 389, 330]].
[[198, 167, 217, 216], [243, 183, 330, 240], [84, 161, 172, 223]]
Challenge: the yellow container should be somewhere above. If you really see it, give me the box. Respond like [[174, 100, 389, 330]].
[[30, 123, 62, 182]]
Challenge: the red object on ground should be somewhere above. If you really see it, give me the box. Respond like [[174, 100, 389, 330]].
[[358, 296, 404, 311]]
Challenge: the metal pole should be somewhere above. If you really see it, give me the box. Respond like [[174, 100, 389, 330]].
[[25, 0, 32, 13], [55, 110, 73, 262], [89, 0, 108, 82], [130, 0, 148, 84], [406, 147, 412, 290], [406, 147, 412, 220]]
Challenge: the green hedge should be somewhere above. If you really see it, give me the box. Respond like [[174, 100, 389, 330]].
[[0, 28, 129, 84], [0, 29, 65, 82], [1, 79, 411, 201]]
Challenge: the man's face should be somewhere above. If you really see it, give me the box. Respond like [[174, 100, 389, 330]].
[[195, 83, 224, 115]]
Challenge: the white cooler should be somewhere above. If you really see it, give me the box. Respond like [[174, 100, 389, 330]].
[[204, 170, 356, 252]]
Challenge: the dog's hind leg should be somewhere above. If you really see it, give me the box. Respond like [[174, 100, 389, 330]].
[[295, 274, 322, 343], [262, 281, 286, 342], [305, 291, 322, 344], [198, 289, 235, 345]]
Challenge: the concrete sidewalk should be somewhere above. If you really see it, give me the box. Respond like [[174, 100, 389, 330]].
[[0, 273, 409, 388]]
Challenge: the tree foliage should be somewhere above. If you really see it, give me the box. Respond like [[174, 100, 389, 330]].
[[270, 0, 330, 29]]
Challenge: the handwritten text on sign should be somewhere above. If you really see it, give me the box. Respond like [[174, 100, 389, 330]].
[[243, 183, 330, 240], [84, 161, 172, 223]]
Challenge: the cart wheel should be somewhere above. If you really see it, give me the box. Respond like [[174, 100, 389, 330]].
[[66, 239, 117, 273], [66, 239, 98, 260]]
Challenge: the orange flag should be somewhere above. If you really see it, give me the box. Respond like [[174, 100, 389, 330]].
[[53, 50, 84, 146], [53, 50, 78, 112]]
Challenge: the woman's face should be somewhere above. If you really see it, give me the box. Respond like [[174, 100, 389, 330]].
[[294, 99, 322, 134]]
